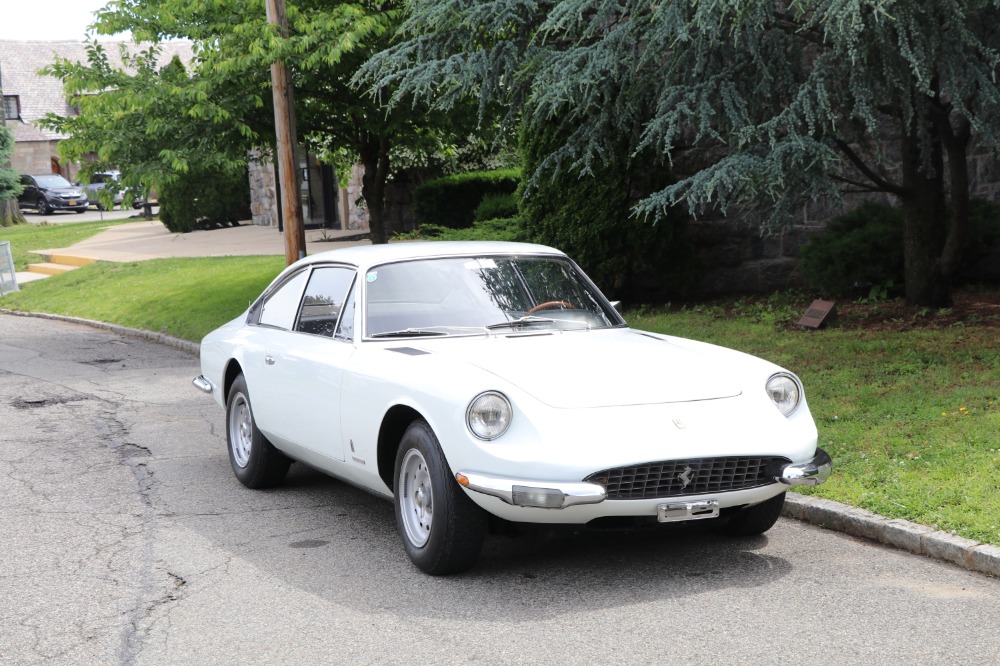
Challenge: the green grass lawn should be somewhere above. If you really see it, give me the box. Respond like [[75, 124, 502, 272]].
[[630, 300, 1000, 546], [0, 256, 283, 341], [1, 232, 997, 547], [0, 218, 132, 270]]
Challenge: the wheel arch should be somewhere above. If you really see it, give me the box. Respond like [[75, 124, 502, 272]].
[[222, 359, 244, 402], [377, 405, 424, 492]]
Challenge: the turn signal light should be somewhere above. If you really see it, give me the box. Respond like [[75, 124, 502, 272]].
[[511, 485, 564, 508]]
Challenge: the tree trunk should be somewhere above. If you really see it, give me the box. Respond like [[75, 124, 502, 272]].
[[899, 113, 952, 308], [0, 198, 24, 226], [937, 113, 971, 282], [359, 134, 391, 244]]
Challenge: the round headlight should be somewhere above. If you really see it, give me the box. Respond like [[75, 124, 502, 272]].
[[466, 391, 512, 440], [766, 373, 802, 417]]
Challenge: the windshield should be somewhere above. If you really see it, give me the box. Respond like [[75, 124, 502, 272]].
[[34, 175, 73, 188], [364, 255, 622, 338]]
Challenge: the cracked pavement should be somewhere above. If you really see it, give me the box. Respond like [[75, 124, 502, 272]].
[[1, 313, 999, 665]]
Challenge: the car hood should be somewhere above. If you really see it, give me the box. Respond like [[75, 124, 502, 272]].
[[424, 329, 746, 408], [43, 185, 86, 196]]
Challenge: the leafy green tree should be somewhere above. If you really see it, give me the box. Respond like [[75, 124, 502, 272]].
[[64, 0, 476, 243], [41, 42, 257, 220], [364, 0, 1000, 306]]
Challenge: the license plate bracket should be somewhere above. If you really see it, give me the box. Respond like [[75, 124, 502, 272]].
[[657, 499, 720, 523]]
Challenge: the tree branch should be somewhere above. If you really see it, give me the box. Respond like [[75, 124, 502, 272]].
[[833, 139, 906, 196]]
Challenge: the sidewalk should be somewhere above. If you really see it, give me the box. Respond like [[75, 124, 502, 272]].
[[15, 220, 371, 284]]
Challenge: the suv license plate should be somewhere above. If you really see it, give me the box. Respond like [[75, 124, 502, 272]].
[[657, 500, 720, 523], [68, 201, 77, 206]]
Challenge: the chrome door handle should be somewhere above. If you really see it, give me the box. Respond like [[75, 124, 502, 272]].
[[265, 355, 275, 365]]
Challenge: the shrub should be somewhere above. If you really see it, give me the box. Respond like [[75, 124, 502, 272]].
[[801, 199, 1000, 298], [799, 202, 904, 298], [412, 168, 520, 230], [413, 216, 528, 242], [962, 198, 1000, 282], [159, 167, 252, 233], [518, 122, 697, 302], [473, 192, 518, 222]]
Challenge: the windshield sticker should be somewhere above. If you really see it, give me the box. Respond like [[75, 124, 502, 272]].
[[464, 259, 497, 271], [366, 271, 378, 283]]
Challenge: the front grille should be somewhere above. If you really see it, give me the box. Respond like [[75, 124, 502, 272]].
[[585, 456, 790, 500]]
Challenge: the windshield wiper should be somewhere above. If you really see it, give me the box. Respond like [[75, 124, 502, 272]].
[[485, 315, 558, 330], [369, 329, 448, 338]]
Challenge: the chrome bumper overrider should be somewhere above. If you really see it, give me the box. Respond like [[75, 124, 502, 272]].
[[456, 471, 607, 509], [776, 448, 833, 486], [192, 375, 214, 395]]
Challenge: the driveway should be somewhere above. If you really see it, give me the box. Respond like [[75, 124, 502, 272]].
[[2, 313, 999, 665]]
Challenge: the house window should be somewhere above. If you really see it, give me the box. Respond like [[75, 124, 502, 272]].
[[3, 95, 19, 120]]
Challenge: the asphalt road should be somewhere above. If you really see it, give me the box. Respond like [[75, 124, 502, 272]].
[[1, 313, 999, 665]]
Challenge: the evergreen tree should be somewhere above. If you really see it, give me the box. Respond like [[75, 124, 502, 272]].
[[0, 125, 24, 227], [363, 1, 1000, 306]]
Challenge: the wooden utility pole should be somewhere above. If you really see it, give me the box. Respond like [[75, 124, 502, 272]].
[[265, 0, 306, 265]]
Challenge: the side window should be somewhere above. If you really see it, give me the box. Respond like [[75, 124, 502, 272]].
[[259, 270, 309, 330], [295, 266, 355, 338], [334, 282, 356, 341]]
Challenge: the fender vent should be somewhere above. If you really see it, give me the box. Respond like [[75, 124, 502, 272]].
[[585, 456, 790, 500]]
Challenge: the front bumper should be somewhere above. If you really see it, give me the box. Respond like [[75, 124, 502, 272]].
[[50, 197, 89, 210], [192, 375, 214, 395], [456, 471, 607, 509], [776, 448, 832, 486], [457, 448, 832, 510]]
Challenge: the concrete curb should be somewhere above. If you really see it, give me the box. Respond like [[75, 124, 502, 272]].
[[783, 494, 1000, 577], [0, 309, 200, 356], [1, 309, 997, 579]]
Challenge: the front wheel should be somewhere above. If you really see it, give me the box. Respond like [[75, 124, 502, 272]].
[[226, 374, 291, 489], [719, 492, 786, 536], [394, 420, 487, 575], [36, 197, 51, 215]]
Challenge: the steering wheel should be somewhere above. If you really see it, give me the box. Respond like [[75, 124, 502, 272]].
[[526, 300, 576, 314]]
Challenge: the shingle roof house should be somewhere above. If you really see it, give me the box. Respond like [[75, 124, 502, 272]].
[[0, 39, 193, 178]]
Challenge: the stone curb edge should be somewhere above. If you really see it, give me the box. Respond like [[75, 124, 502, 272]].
[[2, 309, 997, 579], [783, 493, 999, 577], [0, 309, 200, 356]]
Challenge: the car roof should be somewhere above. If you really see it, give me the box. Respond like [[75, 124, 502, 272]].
[[296, 241, 567, 272]]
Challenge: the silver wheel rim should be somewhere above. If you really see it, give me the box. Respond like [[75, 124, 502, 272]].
[[228, 392, 253, 468], [399, 448, 433, 547], [36, 198, 46, 215]]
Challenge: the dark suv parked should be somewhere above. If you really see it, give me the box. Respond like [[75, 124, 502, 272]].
[[18, 174, 89, 214]]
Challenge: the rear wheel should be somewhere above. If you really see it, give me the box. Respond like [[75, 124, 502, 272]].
[[719, 492, 786, 536], [226, 374, 291, 489], [394, 419, 487, 575]]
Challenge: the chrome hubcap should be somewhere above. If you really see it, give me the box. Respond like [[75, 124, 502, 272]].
[[400, 449, 433, 547], [228, 393, 252, 468]]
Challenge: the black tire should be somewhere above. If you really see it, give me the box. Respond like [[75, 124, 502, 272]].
[[719, 492, 786, 536], [36, 197, 51, 215], [394, 419, 487, 575], [75, 208, 86, 214], [225, 374, 291, 489]]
